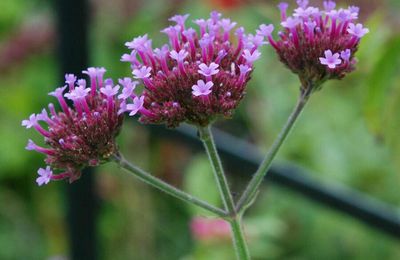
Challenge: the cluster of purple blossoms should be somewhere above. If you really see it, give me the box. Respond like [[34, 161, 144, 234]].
[[259, 0, 369, 90], [22, 68, 124, 185], [121, 11, 265, 127]]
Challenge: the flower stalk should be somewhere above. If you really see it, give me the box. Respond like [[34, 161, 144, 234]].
[[236, 86, 312, 212], [198, 126, 250, 260], [112, 152, 227, 218]]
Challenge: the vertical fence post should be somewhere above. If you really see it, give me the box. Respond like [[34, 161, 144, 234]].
[[55, 0, 98, 259]]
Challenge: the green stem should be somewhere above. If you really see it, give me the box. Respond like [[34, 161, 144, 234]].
[[236, 88, 312, 212], [198, 126, 236, 214], [198, 126, 250, 260], [112, 152, 227, 218], [229, 216, 251, 260]]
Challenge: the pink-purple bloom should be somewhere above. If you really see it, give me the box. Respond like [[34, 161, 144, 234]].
[[340, 49, 351, 61], [120, 11, 263, 127], [319, 50, 342, 69], [22, 67, 124, 185], [118, 78, 138, 100], [36, 166, 53, 186], [198, 63, 219, 79], [126, 96, 145, 116], [264, 0, 368, 90], [192, 80, 213, 97], [100, 85, 120, 97], [242, 49, 261, 65], [64, 85, 90, 101], [132, 66, 152, 79], [347, 23, 369, 38], [170, 50, 189, 62]]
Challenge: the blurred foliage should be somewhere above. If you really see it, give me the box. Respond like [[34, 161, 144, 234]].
[[0, 0, 400, 259]]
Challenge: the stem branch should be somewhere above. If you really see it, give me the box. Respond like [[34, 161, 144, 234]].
[[236, 88, 311, 212], [112, 153, 227, 217], [198, 126, 250, 259]]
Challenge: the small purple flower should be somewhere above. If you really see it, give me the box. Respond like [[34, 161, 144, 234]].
[[297, 0, 309, 8], [22, 114, 38, 129], [340, 49, 351, 61], [347, 23, 369, 38], [82, 67, 97, 78], [242, 49, 261, 65], [65, 74, 77, 87], [64, 85, 90, 101], [170, 50, 189, 62], [247, 34, 267, 48], [210, 11, 222, 22], [239, 64, 252, 75], [118, 78, 138, 100], [169, 14, 189, 27], [127, 96, 144, 116], [125, 34, 149, 50], [349, 6, 360, 17], [37, 109, 50, 123], [219, 18, 237, 32], [118, 101, 128, 115], [132, 66, 152, 79], [77, 79, 86, 88], [118, 77, 137, 89], [36, 166, 53, 186], [319, 50, 342, 69], [337, 9, 351, 22], [100, 85, 120, 97], [281, 17, 301, 29], [25, 139, 36, 150], [256, 24, 274, 37], [305, 21, 317, 31], [154, 45, 170, 59], [193, 18, 208, 34], [323, 0, 336, 11], [49, 86, 67, 98], [199, 33, 214, 47], [198, 63, 219, 77], [238, 64, 252, 84], [121, 51, 139, 65], [278, 2, 289, 12], [326, 9, 338, 19], [293, 7, 313, 19], [192, 80, 213, 97]]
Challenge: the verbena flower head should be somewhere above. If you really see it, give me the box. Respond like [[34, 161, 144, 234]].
[[22, 68, 124, 185], [262, 0, 368, 91], [121, 11, 264, 127]]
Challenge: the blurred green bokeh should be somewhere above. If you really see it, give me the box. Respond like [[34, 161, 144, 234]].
[[1, 0, 400, 259]]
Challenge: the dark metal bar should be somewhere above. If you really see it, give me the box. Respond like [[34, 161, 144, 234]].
[[55, 0, 98, 259], [148, 124, 400, 239]]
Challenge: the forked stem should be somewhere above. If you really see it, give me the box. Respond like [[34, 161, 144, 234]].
[[236, 88, 312, 212], [198, 126, 250, 260]]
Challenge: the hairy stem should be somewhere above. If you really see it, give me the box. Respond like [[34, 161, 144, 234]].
[[198, 126, 236, 213], [229, 216, 251, 260], [236, 88, 312, 212], [198, 126, 250, 260], [112, 152, 227, 217]]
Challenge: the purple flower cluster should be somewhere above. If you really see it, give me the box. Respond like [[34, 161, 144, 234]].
[[260, 0, 368, 90], [22, 68, 124, 185], [23, 7, 370, 186], [121, 11, 265, 127]]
